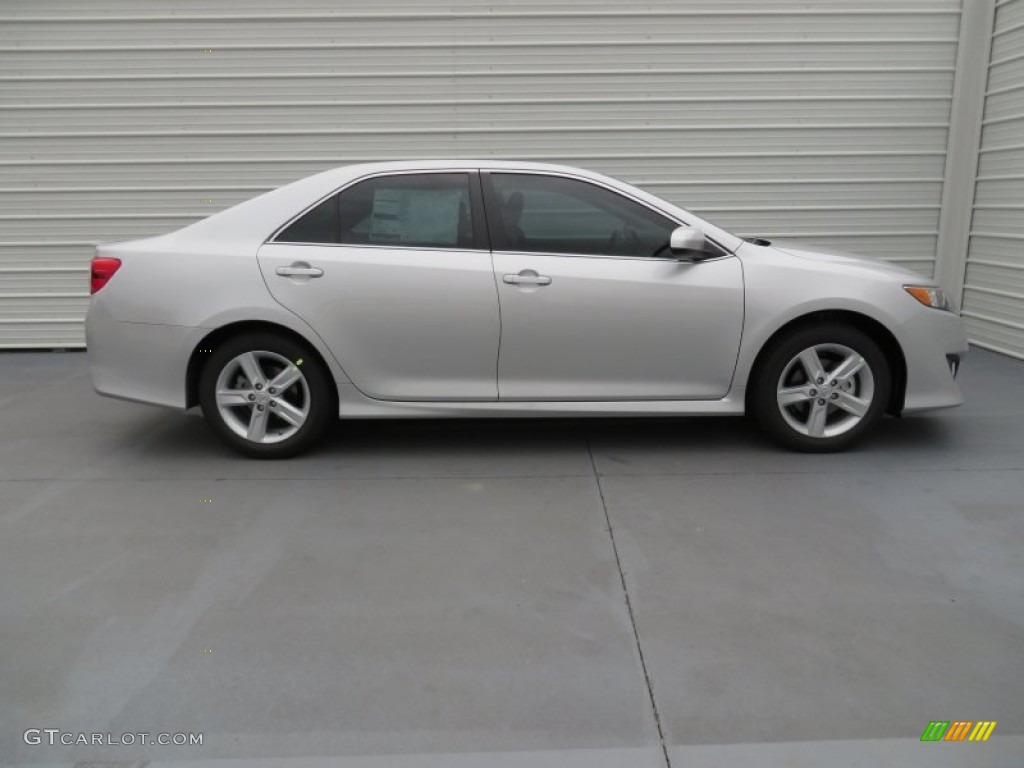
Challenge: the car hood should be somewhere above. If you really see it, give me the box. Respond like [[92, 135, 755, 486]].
[[767, 241, 924, 281]]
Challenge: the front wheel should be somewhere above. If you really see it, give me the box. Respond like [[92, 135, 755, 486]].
[[750, 324, 892, 452], [198, 332, 335, 458]]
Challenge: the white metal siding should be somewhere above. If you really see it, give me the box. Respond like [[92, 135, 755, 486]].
[[0, 0, 962, 347], [963, 0, 1024, 359]]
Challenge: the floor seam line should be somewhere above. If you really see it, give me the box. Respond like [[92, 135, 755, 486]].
[[3, 466, 1021, 483], [586, 436, 672, 768]]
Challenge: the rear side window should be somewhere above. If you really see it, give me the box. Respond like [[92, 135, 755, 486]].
[[275, 196, 339, 244], [340, 173, 474, 248], [275, 173, 475, 249]]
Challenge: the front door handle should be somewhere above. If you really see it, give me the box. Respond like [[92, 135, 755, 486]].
[[503, 272, 552, 286], [276, 264, 324, 278]]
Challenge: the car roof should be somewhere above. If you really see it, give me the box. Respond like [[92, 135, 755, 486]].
[[315, 159, 609, 182]]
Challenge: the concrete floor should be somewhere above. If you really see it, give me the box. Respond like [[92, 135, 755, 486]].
[[0, 348, 1022, 767]]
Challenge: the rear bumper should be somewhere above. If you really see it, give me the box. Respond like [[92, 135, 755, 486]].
[[898, 309, 969, 413], [85, 299, 203, 409]]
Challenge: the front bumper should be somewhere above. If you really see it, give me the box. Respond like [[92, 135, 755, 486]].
[[897, 308, 969, 413], [85, 299, 203, 409]]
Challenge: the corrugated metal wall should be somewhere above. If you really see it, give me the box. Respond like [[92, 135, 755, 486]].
[[963, 0, 1024, 359], [0, 0, 965, 348]]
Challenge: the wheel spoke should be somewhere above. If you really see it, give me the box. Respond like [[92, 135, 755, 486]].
[[216, 349, 311, 445], [778, 385, 814, 406], [798, 348, 826, 383], [830, 354, 866, 384], [806, 400, 829, 437], [237, 352, 266, 388], [272, 399, 307, 427], [268, 365, 302, 392], [216, 388, 251, 408], [776, 342, 875, 441], [834, 391, 870, 418], [247, 407, 269, 441]]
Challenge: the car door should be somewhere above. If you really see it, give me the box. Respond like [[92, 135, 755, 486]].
[[257, 171, 500, 401], [484, 171, 744, 401]]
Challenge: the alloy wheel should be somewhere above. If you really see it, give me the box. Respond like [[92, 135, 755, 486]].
[[776, 343, 875, 439], [214, 350, 310, 444]]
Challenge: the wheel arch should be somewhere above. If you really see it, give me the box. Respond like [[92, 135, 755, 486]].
[[185, 320, 339, 409], [745, 310, 907, 416]]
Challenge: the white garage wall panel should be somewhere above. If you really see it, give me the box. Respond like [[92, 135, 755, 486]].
[[963, 0, 1024, 359], [0, 0, 962, 348]]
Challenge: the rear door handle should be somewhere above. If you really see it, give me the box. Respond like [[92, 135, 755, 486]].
[[276, 264, 324, 278], [503, 273, 551, 286]]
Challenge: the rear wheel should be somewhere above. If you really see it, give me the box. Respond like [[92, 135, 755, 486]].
[[750, 324, 891, 452], [198, 332, 334, 458]]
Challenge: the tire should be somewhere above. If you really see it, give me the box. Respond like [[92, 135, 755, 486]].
[[749, 323, 892, 453], [198, 332, 335, 458]]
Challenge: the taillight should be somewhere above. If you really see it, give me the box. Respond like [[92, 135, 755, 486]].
[[90, 257, 121, 294]]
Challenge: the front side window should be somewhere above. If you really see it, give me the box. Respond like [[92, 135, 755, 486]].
[[486, 173, 677, 258], [275, 173, 475, 249]]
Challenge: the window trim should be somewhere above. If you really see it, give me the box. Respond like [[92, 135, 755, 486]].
[[480, 169, 730, 262], [267, 168, 489, 252]]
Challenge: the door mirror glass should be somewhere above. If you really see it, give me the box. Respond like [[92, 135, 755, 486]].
[[669, 226, 709, 259]]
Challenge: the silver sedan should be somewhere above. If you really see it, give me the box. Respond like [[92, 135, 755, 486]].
[[86, 161, 968, 458]]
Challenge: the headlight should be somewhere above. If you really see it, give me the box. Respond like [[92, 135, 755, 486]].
[[904, 285, 951, 311]]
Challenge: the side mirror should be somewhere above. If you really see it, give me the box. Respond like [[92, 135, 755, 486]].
[[669, 226, 712, 261]]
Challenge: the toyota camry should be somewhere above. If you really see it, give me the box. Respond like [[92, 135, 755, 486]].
[[85, 161, 968, 458]]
